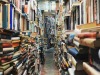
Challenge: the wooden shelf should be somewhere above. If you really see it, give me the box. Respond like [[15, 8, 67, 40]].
[[76, 22, 96, 29]]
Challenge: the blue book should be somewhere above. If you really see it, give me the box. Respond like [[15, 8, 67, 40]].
[[12, 55, 20, 60], [1, 34, 11, 39], [3, 5, 8, 28], [10, 4, 12, 29], [16, 60, 22, 67], [69, 34, 75, 38], [68, 48, 78, 57]]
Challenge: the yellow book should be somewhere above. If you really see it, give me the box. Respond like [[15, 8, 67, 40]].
[[0, 4, 3, 28], [12, 40, 21, 43], [7, 4, 10, 29]]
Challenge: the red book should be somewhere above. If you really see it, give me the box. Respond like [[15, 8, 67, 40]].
[[78, 32, 100, 39], [3, 43, 12, 48], [0, 55, 12, 60]]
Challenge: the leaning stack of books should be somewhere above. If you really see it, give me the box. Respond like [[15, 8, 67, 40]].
[[76, 32, 100, 74], [64, 33, 88, 75], [13, 31, 30, 75], [0, 28, 20, 75]]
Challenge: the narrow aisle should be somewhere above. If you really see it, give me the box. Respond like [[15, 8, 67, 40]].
[[40, 48, 61, 75]]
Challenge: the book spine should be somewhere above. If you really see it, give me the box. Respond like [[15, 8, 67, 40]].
[[3, 47, 14, 52], [78, 32, 96, 38], [0, 34, 11, 39], [83, 62, 100, 75], [0, 4, 2, 28], [3, 5, 8, 28], [74, 37, 80, 42], [7, 4, 10, 29], [80, 38, 95, 48], [68, 48, 78, 57], [3, 43, 12, 48], [10, 4, 12, 29], [0, 56, 12, 60], [4, 66, 13, 75]]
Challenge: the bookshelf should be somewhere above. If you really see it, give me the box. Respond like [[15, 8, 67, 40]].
[[0, 0, 43, 75], [55, 0, 100, 75]]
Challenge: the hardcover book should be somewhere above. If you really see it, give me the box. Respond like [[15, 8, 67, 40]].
[[83, 62, 100, 75], [80, 38, 100, 48], [3, 4, 8, 28]]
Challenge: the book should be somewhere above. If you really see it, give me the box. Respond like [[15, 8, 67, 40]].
[[13, 51, 21, 57], [7, 4, 10, 29], [74, 40, 89, 49], [81, 26, 100, 33], [0, 34, 11, 39], [0, 58, 12, 65], [11, 37, 20, 40], [71, 56, 83, 70], [12, 43, 19, 47], [74, 70, 88, 75], [4, 66, 13, 75], [0, 55, 12, 60], [89, 57, 100, 71], [68, 48, 78, 57], [74, 37, 80, 42], [0, 52, 14, 57], [83, 62, 100, 75], [10, 4, 13, 29], [0, 43, 12, 48], [68, 68, 74, 75], [3, 47, 14, 52], [0, 4, 3, 28], [75, 46, 89, 54], [80, 38, 100, 48], [0, 64, 10, 71], [3, 4, 8, 28], [24, 4, 28, 13], [0, 39, 12, 43], [12, 40, 21, 43], [78, 32, 100, 39]]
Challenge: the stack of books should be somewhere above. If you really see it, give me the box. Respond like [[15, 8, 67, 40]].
[[76, 32, 100, 74], [0, 28, 20, 75]]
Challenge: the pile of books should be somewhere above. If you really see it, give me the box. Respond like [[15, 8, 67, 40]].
[[0, 28, 20, 75], [75, 32, 100, 74], [0, 29, 40, 75], [58, 32, 100, 75]]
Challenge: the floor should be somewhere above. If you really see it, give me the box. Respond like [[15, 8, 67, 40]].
[[40, 47, 61, 75]]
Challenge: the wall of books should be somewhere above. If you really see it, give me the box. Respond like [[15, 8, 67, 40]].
[[0, 0, 43, 75], [54, 0, 100, 75]]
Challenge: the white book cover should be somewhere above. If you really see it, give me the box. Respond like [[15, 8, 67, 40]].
[[27, 1, 30, 14], [68, 68, 74, 75], [83, 0, 86, 24], [91, 0, 94, 22], [12, 7, 14, 29], [11, 37, 20, 40]]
